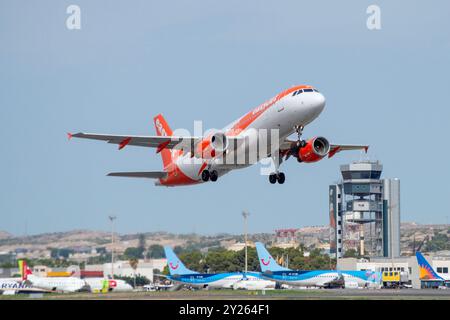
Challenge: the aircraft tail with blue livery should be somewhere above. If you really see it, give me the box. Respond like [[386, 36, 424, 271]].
[[416, 252, 443, 281], [163, 246, 275, 290], [164, 246, 196, 276], [255, 242, 381, 288], [255, 242, 290, 273]]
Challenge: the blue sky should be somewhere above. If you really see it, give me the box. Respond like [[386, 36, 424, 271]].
[[1, 1, 449, 235]]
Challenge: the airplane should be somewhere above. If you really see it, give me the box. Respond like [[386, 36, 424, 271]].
[[164, 246, 275, 290], [69, 85, 368, 186], [0, 278, 48, 295], [255, 242, 381, 289], [83, 277, 133, 293], [19, 260, 88, 293], [416, 252, 449, 285]]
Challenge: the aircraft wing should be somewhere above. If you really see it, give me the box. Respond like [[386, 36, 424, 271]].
[[280, 139, 368, 158], [315, 277, 338, 288], [328, 144, 369, 158], [69, 132, 201, 152], [107, 171, 168, 179]]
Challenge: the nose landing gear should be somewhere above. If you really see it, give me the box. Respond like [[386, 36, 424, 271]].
[[294, 125, 307, 148], [291, 125, 307, 162]]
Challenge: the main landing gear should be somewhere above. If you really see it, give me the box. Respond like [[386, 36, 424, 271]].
[[269, 172, 285, 184], [267, 124, 307, 185], [201, 169, 218, 182], [269, 152, 286, 184]]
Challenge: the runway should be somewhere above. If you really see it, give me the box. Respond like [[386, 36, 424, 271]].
[[4, 289, 450, 300]]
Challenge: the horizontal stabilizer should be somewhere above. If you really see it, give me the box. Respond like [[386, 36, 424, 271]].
[[107, 171, 167, 179]]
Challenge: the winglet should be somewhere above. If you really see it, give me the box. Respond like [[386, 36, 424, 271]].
[[364, 146, 369, 153], [67, 132, 73, 140]]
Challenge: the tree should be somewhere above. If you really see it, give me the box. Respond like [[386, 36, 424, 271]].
[[343, 249, 358, 258], [147, 244, 165, 259], [423, 232, 450, 252], [114, 274, 150, 287], [123, 247, 144, 260], [129, 258, 139, 288], [50, 248, 74, 259], [179, 250, 206, 273]]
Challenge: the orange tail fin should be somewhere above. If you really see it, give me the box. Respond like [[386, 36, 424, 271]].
[[153, 114, 174, 169]]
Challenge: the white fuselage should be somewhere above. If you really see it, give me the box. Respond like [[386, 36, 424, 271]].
[[265, 272, 373, 288], [0, 278, 33, 291], [84, 278, 133, 292], [172, 89, 326, 182], [173, 273, 274, 290], [27, 274, 87, 292], [232, 278, 276, 290]]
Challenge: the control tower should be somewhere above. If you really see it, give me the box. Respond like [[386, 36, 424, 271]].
[[329, 161, 400, 258]]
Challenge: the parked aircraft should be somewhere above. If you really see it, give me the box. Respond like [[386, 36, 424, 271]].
[[255, 242, 381, 288], [164, 246, 274, 290]]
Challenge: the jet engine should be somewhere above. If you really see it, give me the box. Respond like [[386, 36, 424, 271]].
[[210, 131, 229, 153], [195, 131, 229, 158], [297, 137, 330, 163]]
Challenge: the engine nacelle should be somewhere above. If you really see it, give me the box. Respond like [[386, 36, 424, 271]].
[[195, 132, 229, 158], [298, 137, 330, 163], [210, 132, 229, 153]]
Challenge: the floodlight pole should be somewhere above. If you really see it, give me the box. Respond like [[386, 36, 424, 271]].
[[242, 211, 250, 274], [109, 215, 117, 279]]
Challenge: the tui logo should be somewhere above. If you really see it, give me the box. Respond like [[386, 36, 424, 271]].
[[170, 262, 179, 270], [261, 257, 271, 266]]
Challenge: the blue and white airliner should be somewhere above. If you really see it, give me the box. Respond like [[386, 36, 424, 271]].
[[255, 242, 381, 288], [164, 246, 275, 290]]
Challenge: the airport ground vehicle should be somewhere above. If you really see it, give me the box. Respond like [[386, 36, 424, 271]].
[[381, 271, 409, 288]]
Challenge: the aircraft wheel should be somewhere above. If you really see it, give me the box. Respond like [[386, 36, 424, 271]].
[[210, 170, 218, 182], [300, 140, 307, 148], [201, 170, 210, 182], [277, 172, 285, 184], [269, 174, 277, 184]]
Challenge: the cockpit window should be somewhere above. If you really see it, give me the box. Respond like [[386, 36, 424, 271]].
[[292, 90, 303, 96], [313, 89, 319, 92], [303, 88, 313, 92]]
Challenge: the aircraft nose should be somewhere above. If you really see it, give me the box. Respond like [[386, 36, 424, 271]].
[[314, 92, 326, 113]]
